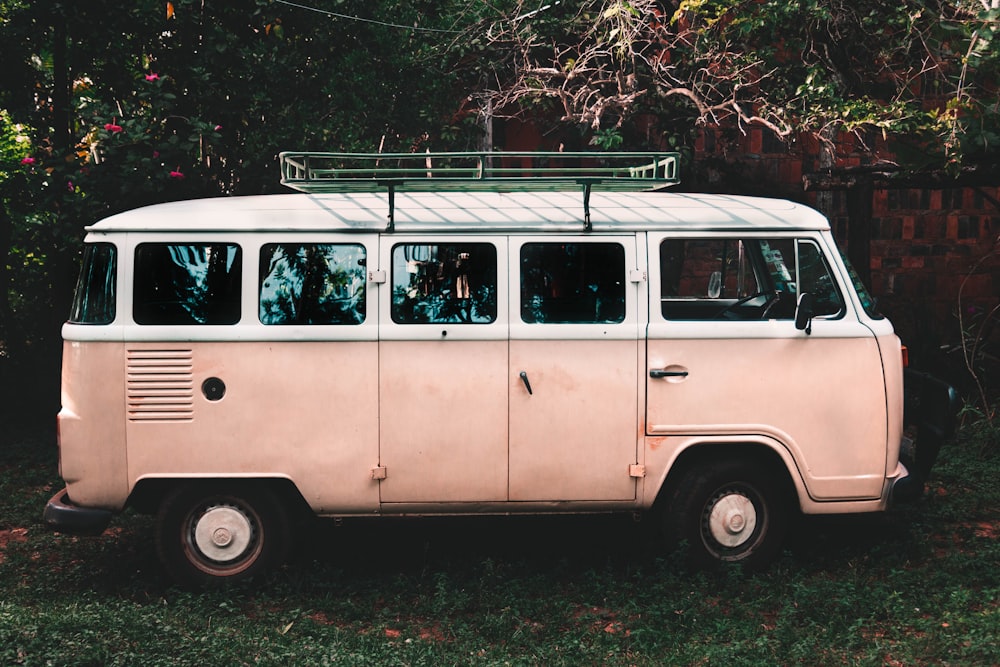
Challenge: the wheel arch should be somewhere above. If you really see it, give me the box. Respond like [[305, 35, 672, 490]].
[[650, 439, 804, 514], [127, 475, 312, 519]]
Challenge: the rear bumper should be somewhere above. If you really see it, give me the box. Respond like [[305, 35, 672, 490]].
[[43, 488, 113, 535], [892, 369, 961, 503]]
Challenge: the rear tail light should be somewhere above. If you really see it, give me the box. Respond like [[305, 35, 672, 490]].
[[901, 344, 909, 368]]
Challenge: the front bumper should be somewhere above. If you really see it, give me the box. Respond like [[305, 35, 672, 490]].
[[892, 368, 961, 503], [43, 488, 113, 536]]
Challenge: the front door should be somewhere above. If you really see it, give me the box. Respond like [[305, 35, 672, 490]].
[[508, 237, 641, 501], [378, 238, 509, 503], [646, 234, 888, 500]]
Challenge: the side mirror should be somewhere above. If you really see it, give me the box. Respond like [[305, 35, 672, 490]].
[[795, 293, 815, 334]]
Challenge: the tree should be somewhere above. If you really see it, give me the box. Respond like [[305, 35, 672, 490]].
[[463, 0, 1000, 172]]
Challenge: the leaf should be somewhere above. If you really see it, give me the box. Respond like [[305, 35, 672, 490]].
[[166, 2, 175, 20]]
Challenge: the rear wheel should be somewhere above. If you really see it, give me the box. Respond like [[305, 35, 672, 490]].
[[664, 459, 788, 570], [156, 484, 289, 588]]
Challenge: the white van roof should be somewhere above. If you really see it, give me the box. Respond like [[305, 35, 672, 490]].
[[86, 191, 829, 234]]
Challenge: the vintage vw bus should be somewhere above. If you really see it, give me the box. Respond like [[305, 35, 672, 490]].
[[45, 152, 956, 586]]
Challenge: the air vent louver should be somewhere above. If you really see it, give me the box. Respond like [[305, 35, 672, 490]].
[[127, 349, 194, 422]]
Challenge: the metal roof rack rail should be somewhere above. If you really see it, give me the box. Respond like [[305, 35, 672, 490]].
[[279, 151, 680, 231]]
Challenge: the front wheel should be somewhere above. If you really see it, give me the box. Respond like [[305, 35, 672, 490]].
[[664, 459, 789, 571], [156, 484, 289, 588]]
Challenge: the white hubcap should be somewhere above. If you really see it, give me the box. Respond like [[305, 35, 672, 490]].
[[193, 506, 254, 562], [707, 492, 757, 548]]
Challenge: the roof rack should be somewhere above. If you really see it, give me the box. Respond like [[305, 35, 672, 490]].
[[278, 151, 680, 231]]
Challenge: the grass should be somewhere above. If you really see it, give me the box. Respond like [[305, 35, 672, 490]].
[[0, 421, 997, 666]]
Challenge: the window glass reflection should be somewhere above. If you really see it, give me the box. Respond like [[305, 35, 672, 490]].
[[259, 244, 366, 325], [391, 243, 497, 324], [133, 243, 241, 325]]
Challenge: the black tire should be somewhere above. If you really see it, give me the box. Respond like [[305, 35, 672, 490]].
[[156, 483, 290, 588], [664, 459, 789, 571]]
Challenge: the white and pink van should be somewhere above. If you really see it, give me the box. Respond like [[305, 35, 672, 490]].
[[45, 152, 956, 586]]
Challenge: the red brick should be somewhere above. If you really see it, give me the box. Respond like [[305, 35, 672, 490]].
[[946, 216, 959, 240], [873, 190, 888, 214], [928, 190, 941, 210], [903, 216, 915, 240]]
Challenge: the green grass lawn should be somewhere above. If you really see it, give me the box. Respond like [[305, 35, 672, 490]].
[[1, 422, 996, 666]]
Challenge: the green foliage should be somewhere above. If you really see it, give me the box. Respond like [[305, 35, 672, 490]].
[[673, 0, 1000, 168], [589, 127, 625, 149], [0, 420, 998, 665], [0, 111, 31, 179], [474, 0, 1000, 171]]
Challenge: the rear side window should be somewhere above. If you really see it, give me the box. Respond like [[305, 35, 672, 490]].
[[520, 242, 625, 324], [69, 243, 116, 324], [391, 243, 497, 324], [259, 244, 366, 325], [133, 243, 242, 325]]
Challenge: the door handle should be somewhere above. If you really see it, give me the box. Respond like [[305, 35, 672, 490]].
[[649, 369, 689, 378], [519, 371, 533, 395]]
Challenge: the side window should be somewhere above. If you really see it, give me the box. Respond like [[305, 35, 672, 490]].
[[659, 238, 843, 320], [660, 238, 760, 320], [259, 244, 366, 325], [520, 242, 625, 324], [391, 243, 497, 324], [69, 243, 116, 324], [133, 243, 241, 325], [661, 239, 758, 300]]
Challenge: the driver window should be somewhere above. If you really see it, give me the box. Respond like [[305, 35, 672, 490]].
[[660, 238, 761, 320], [659, 237, 843, 321]]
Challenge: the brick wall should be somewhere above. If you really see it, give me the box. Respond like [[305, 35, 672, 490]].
[[821, 186, 998, 358]]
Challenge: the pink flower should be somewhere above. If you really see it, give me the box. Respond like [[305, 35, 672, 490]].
[[214, 125, 222, 131], [152, 151, 160, 158], [145, 72, 160, 81], [104, 123, 123, 133], [67, 181, 74, 192], [169, 170, 185, 180], [20, 157, 36, 165]]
